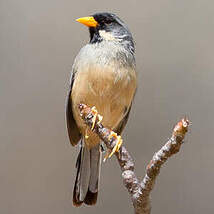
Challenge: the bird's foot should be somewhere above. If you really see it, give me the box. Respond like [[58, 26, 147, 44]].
[[109, 134, 123, 158], [90, 106, 103, 131], [103, 132, 123, 161], [84, 106, 103, 139]]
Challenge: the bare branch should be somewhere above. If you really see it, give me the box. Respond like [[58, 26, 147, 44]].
[[78, 104, 190, 214]]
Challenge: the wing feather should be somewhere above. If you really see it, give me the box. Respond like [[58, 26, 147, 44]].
[[65, 72, 81, 146], [114, 103, 132, 135]]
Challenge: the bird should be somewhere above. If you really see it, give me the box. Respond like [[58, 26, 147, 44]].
[[66, 12, 137, 207]]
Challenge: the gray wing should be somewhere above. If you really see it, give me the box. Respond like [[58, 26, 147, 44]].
[[66, 72, 81, 146], [114, 104, 132, 135]]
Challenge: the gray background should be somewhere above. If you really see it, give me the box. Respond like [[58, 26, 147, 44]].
[[0, 0, 214, 213]]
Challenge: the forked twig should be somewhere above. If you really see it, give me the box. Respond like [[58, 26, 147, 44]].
[[78, 103, 190, 214]]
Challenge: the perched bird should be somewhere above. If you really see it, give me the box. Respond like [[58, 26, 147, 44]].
[[66, 12, 137, 206]]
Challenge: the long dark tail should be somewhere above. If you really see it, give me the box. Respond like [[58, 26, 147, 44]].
[[73, 140, 101, 206]]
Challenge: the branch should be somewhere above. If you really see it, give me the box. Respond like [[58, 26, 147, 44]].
[[78, 104, 190, 214]]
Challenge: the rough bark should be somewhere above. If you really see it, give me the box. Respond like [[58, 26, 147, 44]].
[[78, 104, 190, 214]]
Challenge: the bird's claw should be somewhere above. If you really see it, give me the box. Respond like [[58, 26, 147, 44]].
[[84, 106, 103, 139], [91, 106, 102, 131], [109, 135, 123, 158], [103, 131, 123, 161]]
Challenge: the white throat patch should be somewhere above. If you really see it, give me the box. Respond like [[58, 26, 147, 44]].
[[99, 30, 116, 41]]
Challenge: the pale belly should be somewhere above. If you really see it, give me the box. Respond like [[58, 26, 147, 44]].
[[71, 63, 136, 148]]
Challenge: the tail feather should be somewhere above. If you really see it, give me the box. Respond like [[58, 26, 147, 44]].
[[84, 190, 98, 205], [73, 147, 83, 207], [79, 146, 91, 201], [84, 144, 101, 205], [73, 140, 101, 206], [89, 144, 101, 193]]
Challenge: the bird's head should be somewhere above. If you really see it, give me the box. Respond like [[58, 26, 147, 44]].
[[76, 12, 134, 52]]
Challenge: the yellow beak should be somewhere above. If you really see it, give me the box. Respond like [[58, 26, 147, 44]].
[[76, 16, 98, 28]]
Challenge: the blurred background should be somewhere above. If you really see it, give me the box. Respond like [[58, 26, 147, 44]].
[[0, 0, 214, 213]]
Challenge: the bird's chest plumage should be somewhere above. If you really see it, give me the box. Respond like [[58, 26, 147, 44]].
[[71, 43, 136, 146]]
